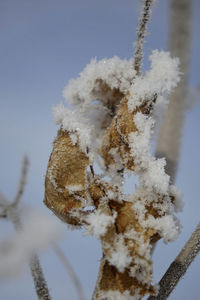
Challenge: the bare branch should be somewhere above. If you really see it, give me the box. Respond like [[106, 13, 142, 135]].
[[7, 207, 52, 300], [30, 255, 52, 300], [133, 0, 155, 75], [147, 223, 200, 300], [156, 0, 191, 182], [149, 1, 197, 298], [0, 158, 52, 300], [12, 155, 29, 207], [53, 244, 85, 300]]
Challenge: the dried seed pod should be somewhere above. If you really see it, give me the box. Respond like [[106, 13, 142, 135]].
[[93, 258, 156, 300], [91, 79, 124, 130], [100, 93, 157, 173], [100, 96, 142, 171], [44, 128, 89, 226], [88, 180, 159, 299], [92, 199, 159, 299]]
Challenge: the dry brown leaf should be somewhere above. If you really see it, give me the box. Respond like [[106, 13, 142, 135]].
[[44, 128, 89, 226]]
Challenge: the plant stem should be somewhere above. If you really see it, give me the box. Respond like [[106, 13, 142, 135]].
[[156, 0, 191, 182], [134, 0, 155, 75], [147, 223, 200, 300], [30, 255, 52, 300]]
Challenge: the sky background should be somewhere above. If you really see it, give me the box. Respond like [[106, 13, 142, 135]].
[[0, 0, 200, 299]]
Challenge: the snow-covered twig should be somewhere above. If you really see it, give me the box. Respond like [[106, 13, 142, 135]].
[[147, 222, 200, 300], [134, 0, 155, 75], [53, 244, 85, 300]]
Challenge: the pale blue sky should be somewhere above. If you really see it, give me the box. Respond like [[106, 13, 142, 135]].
[[0, 0, 200, 299]]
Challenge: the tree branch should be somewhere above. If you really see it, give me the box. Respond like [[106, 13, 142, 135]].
[[156, 0, 191, 182], [30, 255, 52, 300], [147, 222, 200, 300], [0, 156, 52, 300]]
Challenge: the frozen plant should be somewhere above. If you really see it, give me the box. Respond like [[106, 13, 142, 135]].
[[44, 1, 184, 299]]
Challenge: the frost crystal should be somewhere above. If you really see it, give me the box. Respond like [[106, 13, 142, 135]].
[[85, 211, 116, 238], [107, 235, 132, 272]]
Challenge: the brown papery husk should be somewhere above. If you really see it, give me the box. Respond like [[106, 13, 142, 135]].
[[44, 128, 89, 226]]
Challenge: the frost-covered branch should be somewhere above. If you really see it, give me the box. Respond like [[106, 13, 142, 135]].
[[0, 157, 55, 300], [148, 1, 199, 299], [43, 1, 185, 299], [134, 0, 155, 75], [45, 49, 181, 300], [0, 199, 52, 300], [53, 244, 85, 300], [156, 0, 191, 182], [30, 255, 52, 300], [147, 222, 200, 300]]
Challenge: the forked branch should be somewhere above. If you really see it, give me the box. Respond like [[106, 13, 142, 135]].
[[0, 156, 52, 300]]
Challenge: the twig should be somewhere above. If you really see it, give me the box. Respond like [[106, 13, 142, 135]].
[[156, 0, 191, 182], [53, 244, 85, 300], [30, 255, 52, 300], [133, 0, 155, 75], [12, 155, 29, 207], [151, 1, 197, 298], [147, 223, 200, 300], [0, 156, 52, 300]]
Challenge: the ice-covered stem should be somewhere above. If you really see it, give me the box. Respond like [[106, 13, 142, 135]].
[[54, 244, 85, 300], [30, 255, 52, 300], [134, 0, 155, 75], [147, 222, 200, 300], [156, 0, 191, 182]]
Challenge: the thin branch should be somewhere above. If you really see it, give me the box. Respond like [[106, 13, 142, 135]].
[[53, 244, 85, 300], [30, 255, 52, 300], [12, 155, 29, 207], [0, 157, 52, 300], [156, 0, 191, 182], [133, 0, 155, 75], [150, 1, 197, 298], [147, 223, 200, 300], [7, 206, 52, 300]]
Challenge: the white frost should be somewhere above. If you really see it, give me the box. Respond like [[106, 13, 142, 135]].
[[63, 56, 135, 106], [107, 235, 132, 272], [128, 50, 180, 112], [84, 211, 116, 238], [140, 158, 170, 195]]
